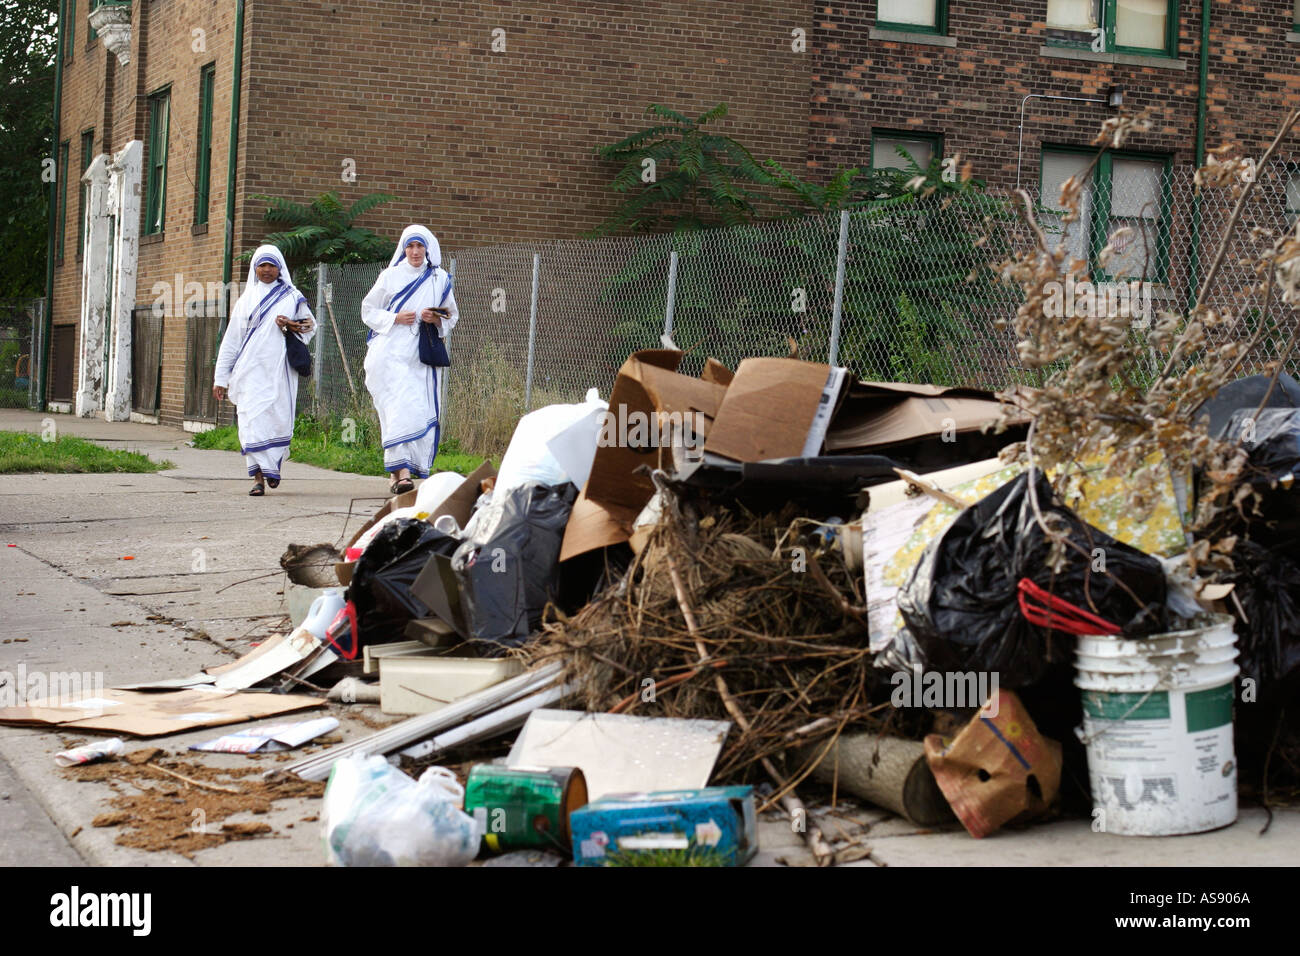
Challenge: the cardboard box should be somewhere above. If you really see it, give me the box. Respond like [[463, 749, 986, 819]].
[[825, 380, 1024, 454], [335, 460, 497, 586], [570, 786, 758, 867], [702, 358, 846, 463], [560, 350, 728, 561]]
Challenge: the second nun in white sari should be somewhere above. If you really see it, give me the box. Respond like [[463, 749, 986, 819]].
[[212, 244, 315, 495], [361, 224, 459, 493]]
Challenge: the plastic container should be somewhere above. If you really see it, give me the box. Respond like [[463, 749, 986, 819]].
[[1074, 614, 1239, 836], [300, 588, 346, 640]]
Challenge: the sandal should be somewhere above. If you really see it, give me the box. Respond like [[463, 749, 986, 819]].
[[249, 481, 265, 497], [266, 476, 280, 489], [390, 477, 415, 495]]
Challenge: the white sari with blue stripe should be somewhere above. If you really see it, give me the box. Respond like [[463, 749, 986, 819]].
[[361, 227, 458, 478], [214, 246, 315, 480]]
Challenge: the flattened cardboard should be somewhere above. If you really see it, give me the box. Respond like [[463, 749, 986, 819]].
[[585, 350, 728, 513], [0, 687, 323, 738], [334, 461, 497, 585], [558, 487, 641, 562], [702, 358, 841, 463], [825, 380, 1020, 453]]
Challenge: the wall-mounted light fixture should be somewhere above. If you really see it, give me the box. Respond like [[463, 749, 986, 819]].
[[1107, 86, 1125, 109]]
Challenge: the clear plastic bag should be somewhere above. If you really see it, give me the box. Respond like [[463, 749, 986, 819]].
[[322, 754, 479, 867]]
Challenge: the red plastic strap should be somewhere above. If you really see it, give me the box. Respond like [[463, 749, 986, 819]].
[[1016, 578, 1120, 636], [324, 601, 360, 660]]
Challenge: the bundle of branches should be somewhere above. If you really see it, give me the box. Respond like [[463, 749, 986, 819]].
[[996, 108, 1300, 548], [524, 491, 884, 787]]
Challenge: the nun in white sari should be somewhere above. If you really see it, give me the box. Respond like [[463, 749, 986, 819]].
[[212, 244, 316, 495], [361, 224, 459, 493]]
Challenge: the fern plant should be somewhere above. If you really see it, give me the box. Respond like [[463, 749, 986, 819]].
[[239, 191, 396, 273], [592, 103, 780, 235]]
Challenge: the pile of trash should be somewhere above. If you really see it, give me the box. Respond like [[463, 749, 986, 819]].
[[8, 350, 1300, 866]]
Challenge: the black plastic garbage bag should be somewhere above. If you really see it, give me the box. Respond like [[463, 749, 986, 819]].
[[892, 471, 1167, 687], [348, 518, 458, 649], [452, 481, 578, 652], [1221, 539, 1300, 694], [1212, 407, 1300, 545], [1195, 372, 1300, 440]]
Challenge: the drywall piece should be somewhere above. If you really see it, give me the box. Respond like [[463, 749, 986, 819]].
[[379, 656, 523, 716], [506, 709, 730, 800]]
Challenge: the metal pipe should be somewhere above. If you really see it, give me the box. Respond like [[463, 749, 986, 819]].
[[663, 249, 679, 341], [524, 250, 540, 411], [828, 209, 850, 367], [40, 0, 70, 412], [1016, 93, 1107, 191], [218, 0, 247, 339], [396, 682, 575, 762], [1186, 0, 1212, 307]]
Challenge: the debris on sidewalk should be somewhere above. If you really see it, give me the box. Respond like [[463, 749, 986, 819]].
[[54, 738, 124, 767], [189, 717, 340, 754], [570, 786, 758, 867]]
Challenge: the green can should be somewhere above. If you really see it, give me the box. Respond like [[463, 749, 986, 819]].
[[465, 765, 588, 854]]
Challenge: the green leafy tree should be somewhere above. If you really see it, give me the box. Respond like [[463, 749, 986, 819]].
[[240, 191, 396, 274], [3, 0, 57, 299], [593, 103, 780, 235]]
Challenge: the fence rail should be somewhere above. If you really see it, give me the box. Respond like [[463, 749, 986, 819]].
[[307, 162, 1300, 455]]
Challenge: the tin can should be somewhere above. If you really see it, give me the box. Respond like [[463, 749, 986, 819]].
[[464, 765, 588, 854]]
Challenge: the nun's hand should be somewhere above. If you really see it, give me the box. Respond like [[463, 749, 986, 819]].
[[274, 314, 293, 329], [420, 308, 444, 327], [394, 310, 417, 326]]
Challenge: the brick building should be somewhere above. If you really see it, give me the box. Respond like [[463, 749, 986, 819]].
[[45, 0, 1300, 425]]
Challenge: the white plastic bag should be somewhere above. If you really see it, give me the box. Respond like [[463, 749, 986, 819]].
[[494, 388, 607, 495], [321, 754, 479, 867], [415, 471, 467, 517]]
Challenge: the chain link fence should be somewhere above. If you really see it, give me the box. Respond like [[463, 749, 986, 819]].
[[0, 298, 44, 410], [307, 161, 1300, 456]]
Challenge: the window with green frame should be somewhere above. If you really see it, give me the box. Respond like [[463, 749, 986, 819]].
[[876, 0, 947, 34], [871, 129, 943, 172], [56, 140, 70, 264], [194, 63, 215, 225], [1045, 0, 1179, 57], [145, 88, 170, 236], [1294, 0, 1300, 32], [1040, 146, 1172, 282], [78, 129, 94, 258]]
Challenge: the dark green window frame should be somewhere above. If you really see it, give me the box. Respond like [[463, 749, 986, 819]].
[[1039, 145, 1173, 283], [870, 128, 945, 172], [1045, 0, 1180, 57], [145, 87, 170, 236], [64, 0, 75, 61], [56, 140, 70, 265], [876, 0, 948, 35], [78, 129, 94, 258], [1293, 0, 1300, 32], [194, 63, 215, 226]]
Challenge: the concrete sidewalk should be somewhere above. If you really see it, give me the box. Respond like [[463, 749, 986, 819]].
[[0, 409, 1296, 867]]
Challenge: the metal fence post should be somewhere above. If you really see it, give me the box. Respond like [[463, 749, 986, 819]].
[[663, 249, 679, 345], [29, 297, 45, 410], [524, 251, 540, 412], [313, 262, 326, 418], [443, 256, 454, 423], [828, 209, 850, 368]]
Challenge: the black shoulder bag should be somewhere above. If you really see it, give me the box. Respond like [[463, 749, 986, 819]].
[[284, 327, 312, 377], [417, 272, 453, 368]]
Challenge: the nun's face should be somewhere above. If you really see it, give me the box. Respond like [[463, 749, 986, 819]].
[[404, 241, 427, 267], [255, 261, 281, 283]]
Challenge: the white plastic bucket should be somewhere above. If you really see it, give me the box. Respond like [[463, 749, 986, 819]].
[[1074, 614, 1239, 836]]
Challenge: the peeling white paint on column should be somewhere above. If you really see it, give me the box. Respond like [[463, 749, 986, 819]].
[[103, 141, 142, 422], [77, 155, 111, 418]]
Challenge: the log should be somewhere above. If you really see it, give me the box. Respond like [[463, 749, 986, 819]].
[[802, 733, 955, 827]]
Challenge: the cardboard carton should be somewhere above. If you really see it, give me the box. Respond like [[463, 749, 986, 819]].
[[570, 786, 758, 867]]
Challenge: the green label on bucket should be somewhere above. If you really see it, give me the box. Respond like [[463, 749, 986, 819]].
[[1082, 690, 1170, 721], [1185, 683, 1234, 733]]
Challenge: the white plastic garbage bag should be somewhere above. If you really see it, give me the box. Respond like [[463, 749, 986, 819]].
[[321, 754, 479, 867], [415, 471, 467, 517], [494, 388, 607, 495]]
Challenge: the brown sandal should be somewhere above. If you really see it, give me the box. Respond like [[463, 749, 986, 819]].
[[389, 477, 414, 495], [249, 481, 265, 496]]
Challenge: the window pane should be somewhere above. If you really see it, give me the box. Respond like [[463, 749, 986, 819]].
[[1116, 0, 1168, 51], [1296, 0, 1300, 25], [1110, 158, 1161, 218], [1108, 159, 1164, 279], [1047, 0, 1099, 31], [1040, 151, 1093, 271], [873, 135, 935, 171], [878, 0, 937, 27]]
